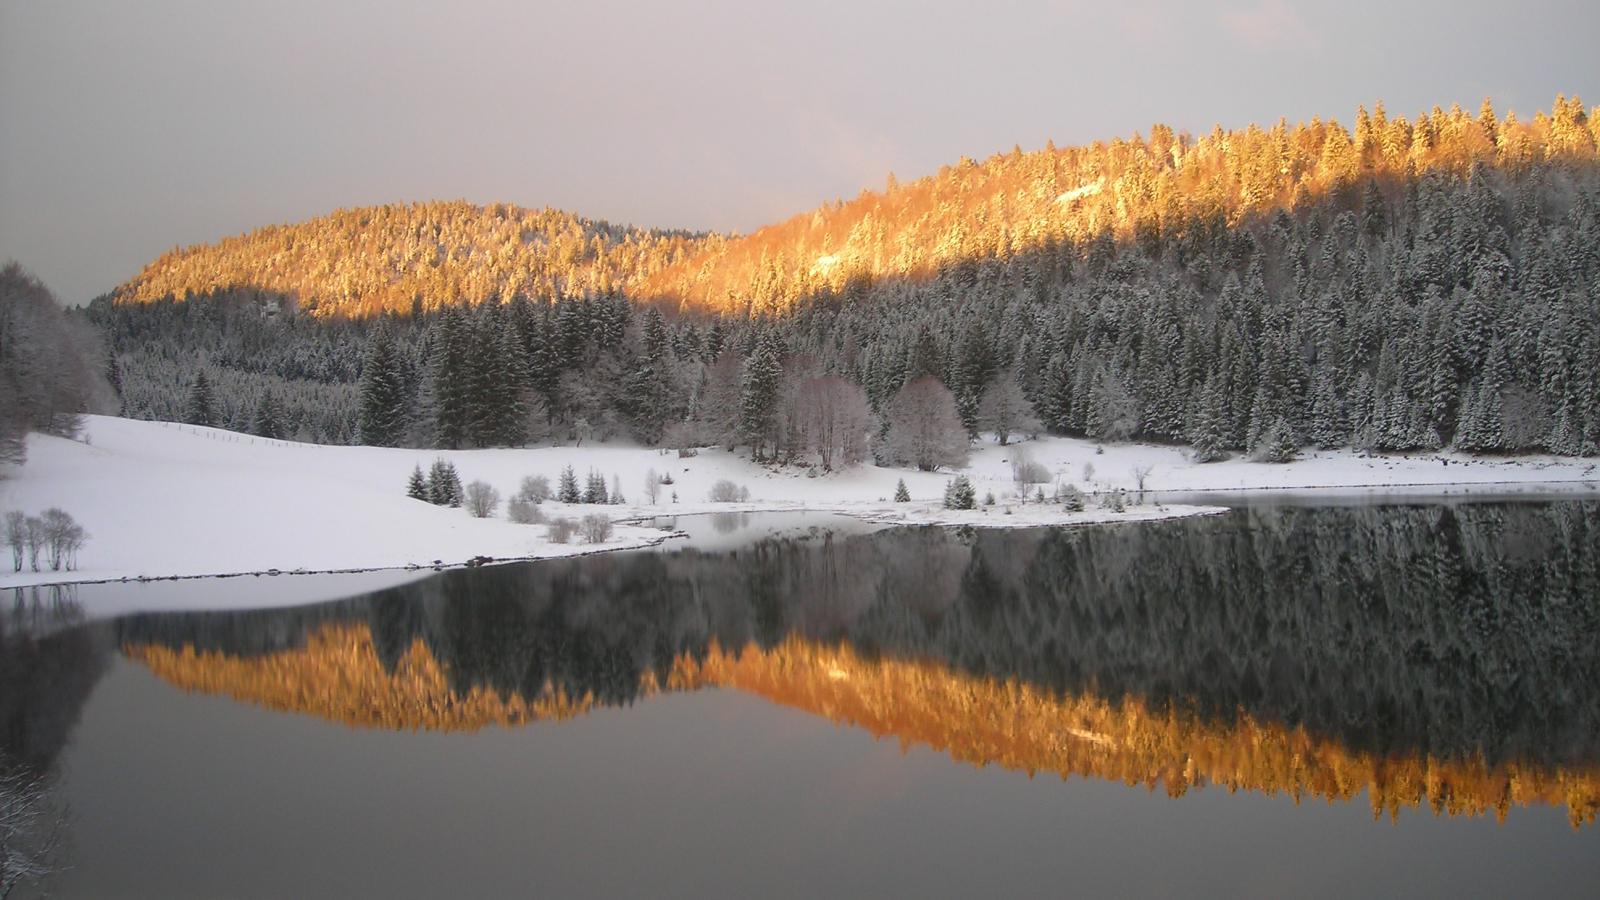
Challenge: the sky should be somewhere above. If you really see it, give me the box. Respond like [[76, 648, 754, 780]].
[[2, 0, 1596, 304]]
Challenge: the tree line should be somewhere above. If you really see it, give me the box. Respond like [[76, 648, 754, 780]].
[[88, 139, 1600, 461]]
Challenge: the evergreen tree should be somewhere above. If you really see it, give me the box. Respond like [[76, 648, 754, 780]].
[[358, 320, 409, 446], [583, 469, 609, 504], [184, 371, 215, 427], [427, 458, 462, 507], [739, 334, 784, 459], [558, 465, 581, 503], [406, 465, 428, 501], [894, 479, 910, 502], [253, 390, 284, 440], [431, 307, 472, 449]]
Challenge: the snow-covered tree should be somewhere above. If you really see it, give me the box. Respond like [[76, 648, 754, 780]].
[[883, 377, 968, 471]]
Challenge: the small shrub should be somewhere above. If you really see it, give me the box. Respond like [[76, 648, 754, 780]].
[[464, 481, 500, 518], [517, 475, 552, 503], [893, 479, 910, 502], [508, 496, 543, 525], [942, 476, 976, 510], [983, 491, 996, 506], [546, 518, 577, 543], [709, 479, 749, 503], [580, 513, 613, 544], [1100, 488, 1126, 512]]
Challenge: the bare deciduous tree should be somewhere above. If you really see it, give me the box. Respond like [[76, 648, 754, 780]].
[[790, 375, 875, 470], [3, 512, 25, 573], [463, 481, 500, 518], [2, 264, 112, 465], [1009, 446, 1050, 498], [882, 377, 969, 472], [978, 373, 1042, 446], [36, 509, 85, 571], [644, 469, 663, 505], [517, 475, 551, 503], [0, 756, 69, 899]]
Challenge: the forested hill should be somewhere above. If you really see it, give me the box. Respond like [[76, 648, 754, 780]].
[[111, 98, 1598, 320], [90, 95, 1600, 458], [111, 201, 719, 318], [646, 96, 1600, 311]]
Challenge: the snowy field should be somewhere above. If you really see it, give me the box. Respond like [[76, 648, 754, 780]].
[[2, 415, 1597, 596]]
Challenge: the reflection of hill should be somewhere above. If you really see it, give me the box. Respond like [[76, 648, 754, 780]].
[[120, 502, 1600, 825], [128, 623, 611, 732], [1, 591, 111, 773], [130, 622, 1600, 828]]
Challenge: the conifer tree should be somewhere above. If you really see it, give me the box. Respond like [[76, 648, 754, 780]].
[[406, 465, 429, 501], [583, 469, 609, 504], [184, 371, 215, 427], [739, 334, 784, 459], [253, 390, 284, 440], [358, 320, 408, 446], [558, 465, 580, 503], [426, 458, 463, 506], [431, 307, 472, 449]]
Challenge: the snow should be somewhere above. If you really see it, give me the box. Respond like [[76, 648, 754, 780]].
[[2, 416, 1597, 601]]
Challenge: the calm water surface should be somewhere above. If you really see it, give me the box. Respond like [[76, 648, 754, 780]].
[[4, 502, 1598, 898]]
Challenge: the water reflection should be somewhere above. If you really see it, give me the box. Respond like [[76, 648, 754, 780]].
[[22, 503, 1600, 829], [1, 588, 106, 896]]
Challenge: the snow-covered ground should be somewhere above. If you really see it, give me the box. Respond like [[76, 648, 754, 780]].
[[2, 415, 1597, 593]]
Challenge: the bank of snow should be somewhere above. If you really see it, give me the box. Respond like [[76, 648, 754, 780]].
[[2, 415, 1597, 591]]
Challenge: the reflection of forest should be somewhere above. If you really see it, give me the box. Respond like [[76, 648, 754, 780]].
[[115, 502, 1600, 826], [1, 587, 107, 895]]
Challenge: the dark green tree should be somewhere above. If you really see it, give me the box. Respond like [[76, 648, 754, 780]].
[[184, 371, 215, 428], [358, 320, 409, 446]]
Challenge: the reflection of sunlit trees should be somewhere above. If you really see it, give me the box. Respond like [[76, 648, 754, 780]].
[[120, 500, 1600, 826]]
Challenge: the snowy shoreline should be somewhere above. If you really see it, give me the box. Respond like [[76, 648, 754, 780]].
[[2, 415, 1597, 593]]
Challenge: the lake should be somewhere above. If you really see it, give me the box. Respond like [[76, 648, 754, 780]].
[[4, 501, 1598, 898]]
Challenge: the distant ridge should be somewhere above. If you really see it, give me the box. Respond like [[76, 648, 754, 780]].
[[111, 96, 1599, 318], [112, 200, 719, 317]]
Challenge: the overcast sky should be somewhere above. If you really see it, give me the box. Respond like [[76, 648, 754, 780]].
[[2, 0, 1596, 304]]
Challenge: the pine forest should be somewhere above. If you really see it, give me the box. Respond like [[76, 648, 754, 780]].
[[84, 96, 1600, 460]]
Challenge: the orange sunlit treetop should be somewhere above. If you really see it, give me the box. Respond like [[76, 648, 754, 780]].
[[110, 97, 1599, 319]]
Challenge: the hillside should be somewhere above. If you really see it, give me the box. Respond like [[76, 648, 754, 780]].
[[111, 200, 720, 318], [110, 98, 1600, 319], [647, 96, 1600, 312], [89, 95, 1600, 461]]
